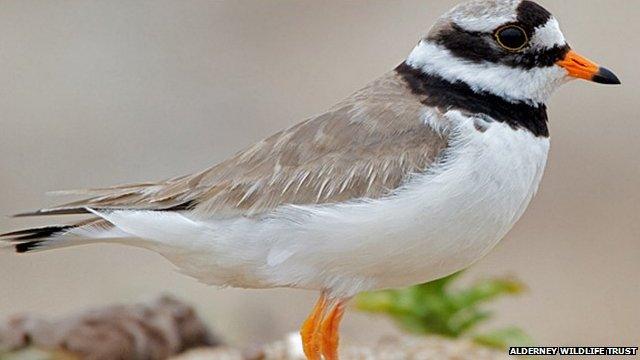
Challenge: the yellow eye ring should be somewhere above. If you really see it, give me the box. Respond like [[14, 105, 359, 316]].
[[494, 24, 529, 52]]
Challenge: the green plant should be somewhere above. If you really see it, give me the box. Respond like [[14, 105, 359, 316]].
[[355, 271, 533, 349]]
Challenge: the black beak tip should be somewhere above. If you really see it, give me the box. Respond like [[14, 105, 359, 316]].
[[593, 67, 621, 85]]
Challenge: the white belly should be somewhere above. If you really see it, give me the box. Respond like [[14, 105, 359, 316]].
[[100, 112, 549, 297]]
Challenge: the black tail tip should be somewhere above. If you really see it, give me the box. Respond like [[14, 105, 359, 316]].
[[15, 241, 44, 253]]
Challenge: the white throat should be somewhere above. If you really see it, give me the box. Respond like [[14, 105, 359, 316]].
[[406, 40, 568, 105]]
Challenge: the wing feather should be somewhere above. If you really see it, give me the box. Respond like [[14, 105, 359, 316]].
[[18, 71, 450, 218]]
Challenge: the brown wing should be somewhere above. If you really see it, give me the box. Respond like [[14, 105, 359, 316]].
[[17, 71, 449, 218]]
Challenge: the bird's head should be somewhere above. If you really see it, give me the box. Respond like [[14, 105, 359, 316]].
[[406, 0, 620, 106]]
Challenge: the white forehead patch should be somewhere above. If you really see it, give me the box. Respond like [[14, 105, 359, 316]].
[[531, 17, 567, 49]]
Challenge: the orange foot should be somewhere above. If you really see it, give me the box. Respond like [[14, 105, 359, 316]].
[[300, 293, 350, 360], [319, 299, 347, 360], [300, 293, 327, 360]]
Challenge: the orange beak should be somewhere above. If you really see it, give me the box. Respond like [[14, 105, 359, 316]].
[[556, 50, 621, 85]]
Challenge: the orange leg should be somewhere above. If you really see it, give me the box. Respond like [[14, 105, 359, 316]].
[[319, 299, 349, 360], [300, 293, 328, 360]]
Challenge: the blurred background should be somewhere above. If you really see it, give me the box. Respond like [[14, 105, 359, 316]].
[[0, 0, 637, 350]]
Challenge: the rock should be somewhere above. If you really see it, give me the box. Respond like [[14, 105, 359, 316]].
[[0, 295, 219, 360]]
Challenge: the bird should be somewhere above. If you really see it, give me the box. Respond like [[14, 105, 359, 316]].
[[1, 0, 620, 359]]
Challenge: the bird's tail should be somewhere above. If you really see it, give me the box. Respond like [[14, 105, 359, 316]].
[[1, 217, 129, 253]]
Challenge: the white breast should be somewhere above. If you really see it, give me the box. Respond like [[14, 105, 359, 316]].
[[98, 111, 549, 297]]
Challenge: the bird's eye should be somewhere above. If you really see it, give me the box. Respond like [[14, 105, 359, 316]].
[[495, 25, 529, 51]]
